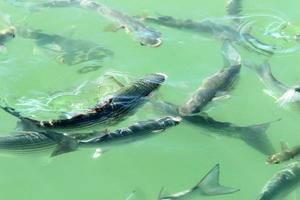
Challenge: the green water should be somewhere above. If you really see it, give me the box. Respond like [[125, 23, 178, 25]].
[[0, 0, 300, 199]]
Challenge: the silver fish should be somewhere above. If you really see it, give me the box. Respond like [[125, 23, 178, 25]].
[[1, 73, 167, 129], [257, 162, 300, 200], [267, 142, 300, 164], [43, 116, 181, 157], [159, 164, 239, 199], [251, 62, 300, 107], [179, 42, 241, 115], [78, 0, 162, 47]]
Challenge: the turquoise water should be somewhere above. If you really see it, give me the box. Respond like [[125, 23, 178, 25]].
[[0, 0, 300, 199]]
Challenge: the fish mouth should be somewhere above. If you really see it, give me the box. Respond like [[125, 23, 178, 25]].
[[151, 38, 162, 47]]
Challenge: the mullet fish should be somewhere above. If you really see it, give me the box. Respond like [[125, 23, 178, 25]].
[[1, 73, 167, 129], [267, 142, 300, 164], [257, 161, 300, 200], [0, 116, 180, 157]]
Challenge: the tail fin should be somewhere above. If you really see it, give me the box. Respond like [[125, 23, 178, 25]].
[[239, 120, 279, 155], [196, 164, 240, 196]]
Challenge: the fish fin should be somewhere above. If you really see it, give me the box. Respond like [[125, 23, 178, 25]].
[[103, 24, 124, 32], [41, 131, 78, 157], [221, 41, 241, 67], [92, 148, 107, 159], [280, 141, 290, 151], [213, 91, 231, 101], [276, 89, 300, 107], [196, 164, 239, 195], [240, 119, 281, 155]]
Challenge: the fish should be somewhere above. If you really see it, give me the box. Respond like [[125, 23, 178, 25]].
[[0, 26, 15, 51], [1, 73, 167, 129], [257, 161, 300, 200], [249, 61, 300, 107], [226, 0, 243, 24], [152, 100, 276, 155], [179, 42, 241, 115], [77, 0, 162, 47], [17, 26, 113, 72], [267, 142, 300, 164], [143, 15, 275, 55], [43, 116, 181, 157], [159, 164, 239, 199]]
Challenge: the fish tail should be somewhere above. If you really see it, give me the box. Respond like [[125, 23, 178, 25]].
[[196, 164, 240, 196], [239, 120, 279, 155]]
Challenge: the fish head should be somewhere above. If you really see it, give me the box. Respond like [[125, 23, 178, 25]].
[[266, 153, 284, 164], [0, 26, 16, 42], [135, 29, 162, 47]]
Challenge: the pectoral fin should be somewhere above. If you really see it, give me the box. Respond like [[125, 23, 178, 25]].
[[196, 164, 240, 196], [41, 131, 78, 157]]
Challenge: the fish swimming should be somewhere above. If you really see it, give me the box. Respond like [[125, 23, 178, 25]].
[[77, 0, 162, 47], [144, 15, 275, 56], [152, 100, 276, 155], [257, 161, 300, 200], [7, 0, 162, 47], [17, 26, 113, 72], [0, 26, 15, 51], [179, 42, 241, 115], [250, 61, 300, 107], [1, 73, 167, 129], [159, 164, 239, 199], [267, 142, 300, 164], [41, 116, 181, 156], [0, 116, 180, 156]]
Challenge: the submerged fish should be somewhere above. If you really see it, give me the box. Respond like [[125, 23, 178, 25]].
[[17, 26, 113, 72], [251, 62, 300, 107], [159, 164, 239, 199], [267, 142, 300, 164], [179, 42, 241, 115], [153, 100, 276, 155], [144, 15, 275, 55], [0, 26, 15, 50], [257, 161, 300, 200], [77, 0, 162, 47], [1, 73, 167, 129], [42, 116, 181, 156]]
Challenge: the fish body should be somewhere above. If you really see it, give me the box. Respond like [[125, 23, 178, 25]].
[[267, 143, 300, 164], [179, 42, 241, 115], [79, 116, 181, 147], [160, 164, 239, 199], [78, 0, 162, 47], [257, 162, 300, 200], [144, 16, 275, 55], [0, 131, 56, 152], [43, 116, 181, 156], [179, 64, 240, 115], [1, 73, 166, 129], [17, 27, 113, 67]]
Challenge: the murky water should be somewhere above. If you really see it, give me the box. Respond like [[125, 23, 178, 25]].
[[0, 0, 300, 199]]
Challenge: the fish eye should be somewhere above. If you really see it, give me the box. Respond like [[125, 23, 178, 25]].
[[140, 42, 146, 46]]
